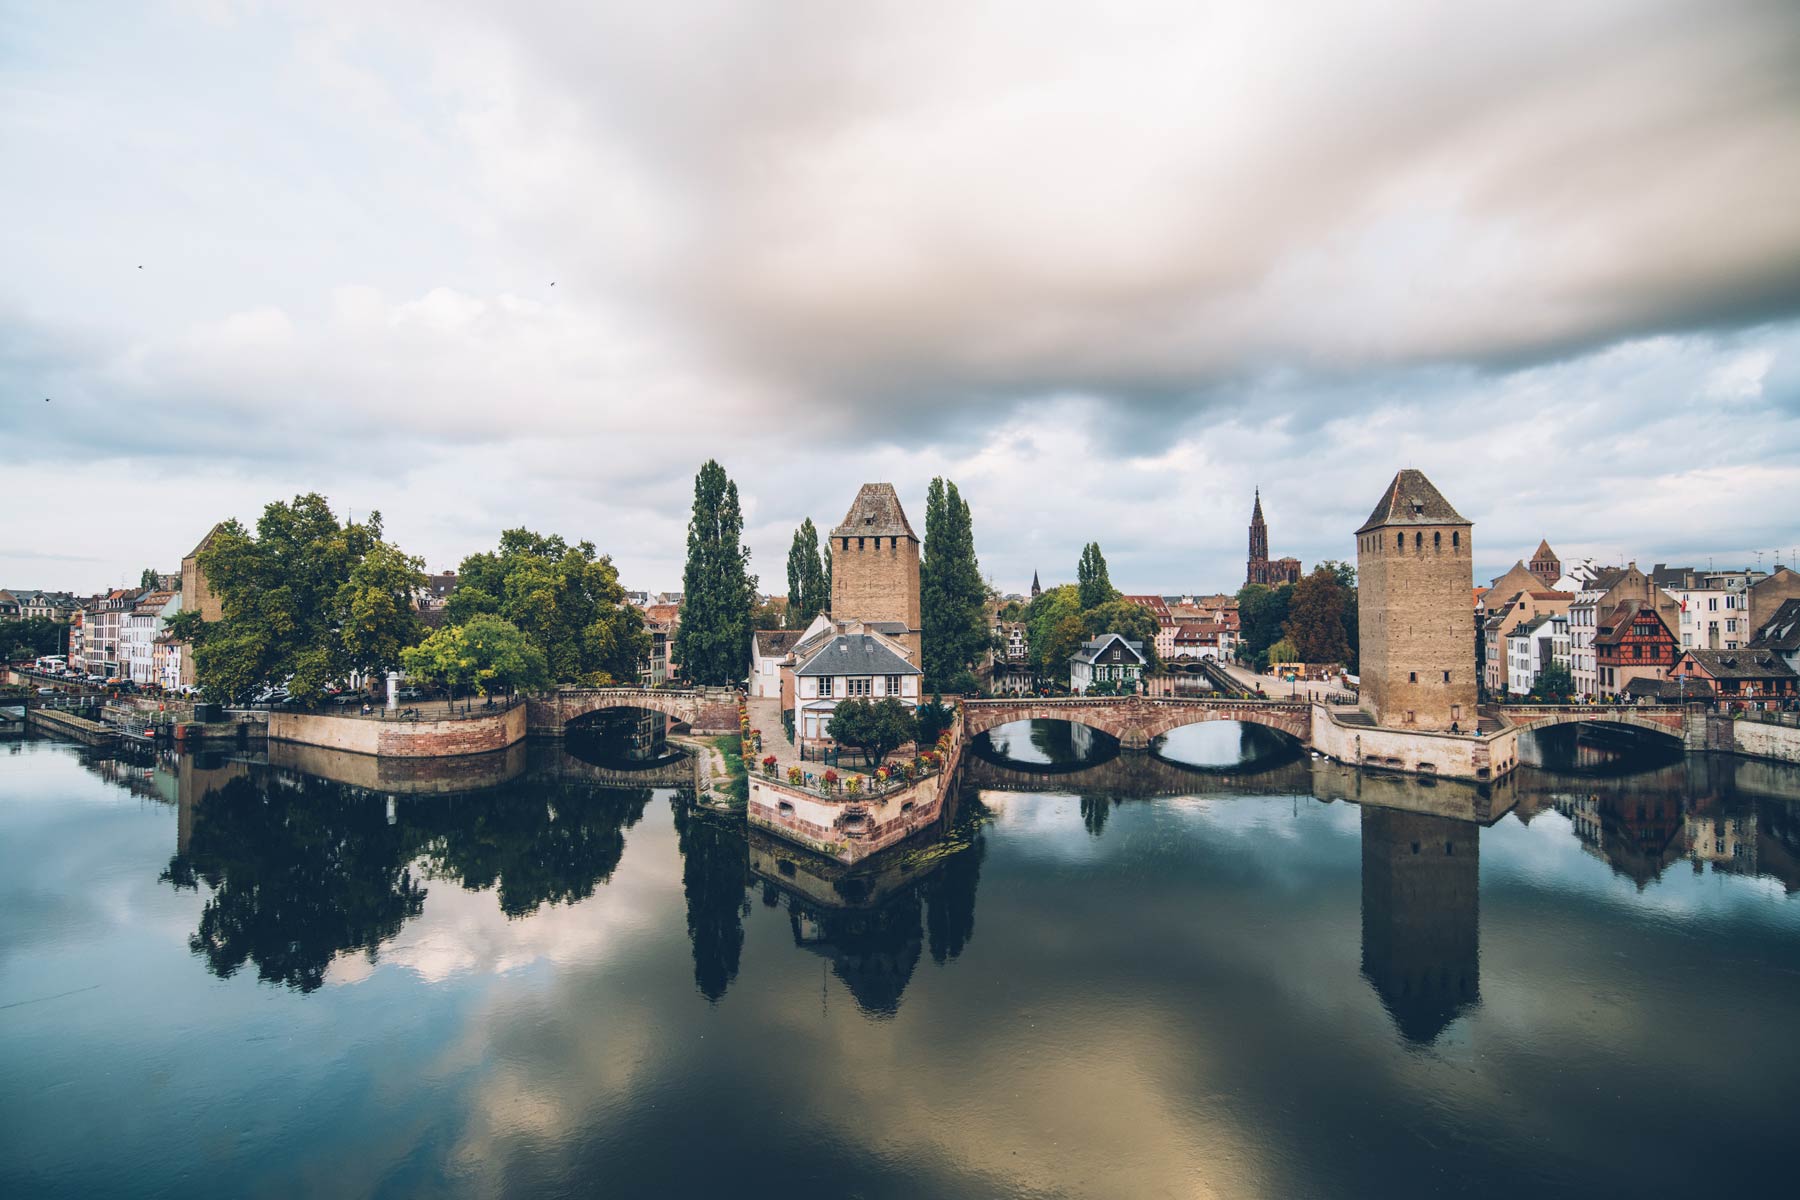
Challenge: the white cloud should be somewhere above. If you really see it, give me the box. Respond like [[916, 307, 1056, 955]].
[[3, 1, 1799, 593]]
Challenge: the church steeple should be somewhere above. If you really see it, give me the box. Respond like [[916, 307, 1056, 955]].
[[1030, 570, 1041, 598], [1252, 487, 1265, 524]]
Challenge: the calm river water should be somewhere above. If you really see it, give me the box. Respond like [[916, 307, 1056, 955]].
[[4, 721, 1799, 1199]]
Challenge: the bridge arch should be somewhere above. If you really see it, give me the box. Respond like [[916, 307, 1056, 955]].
[[1497, 705, 1690, 748], [961, 696, 1313, 752]]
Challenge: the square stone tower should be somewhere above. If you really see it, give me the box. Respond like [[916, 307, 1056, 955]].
[[829, 483, 922, 665], [1356, 469, 1477, 731]]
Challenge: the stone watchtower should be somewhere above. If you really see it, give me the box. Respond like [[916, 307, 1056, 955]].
[[1355, 469, 1478, 731], [829, 483, 923, 665]]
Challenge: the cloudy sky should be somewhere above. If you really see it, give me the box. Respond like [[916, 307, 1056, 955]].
[[5, 0, 1799, 597]]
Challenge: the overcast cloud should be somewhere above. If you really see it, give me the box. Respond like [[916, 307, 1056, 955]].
[[4, 0, 1799, 594]]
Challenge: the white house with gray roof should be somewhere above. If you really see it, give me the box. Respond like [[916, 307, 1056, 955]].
[[1070, 633, 1147, 694], [792, 624, 921, 747]]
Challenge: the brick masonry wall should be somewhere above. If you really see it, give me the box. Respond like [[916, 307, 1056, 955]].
[[829, 533, 923, 664], [1358, 523, 1479, 731], [269, 704, 525, 758]]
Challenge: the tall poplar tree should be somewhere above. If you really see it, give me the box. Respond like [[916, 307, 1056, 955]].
[[921, 477, 988, 692], [674, 460, 756, 687], [785, 518, 827, 626], [1077, 542, 1117, 610]]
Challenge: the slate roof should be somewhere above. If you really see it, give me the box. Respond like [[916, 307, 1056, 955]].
[[795, 633, 919, 678], [830, 483, 917, 540], [1071, 633, 1147, 666], [1508, 613, 1555, 638], [1750, 599, 1800, 652], [1624, 676, 1714, 700], [1356, 469, 1469, 533], [1533, 539, 1557, 561], [1679, 649, 1798, 681], [753, 629, 805, 658]]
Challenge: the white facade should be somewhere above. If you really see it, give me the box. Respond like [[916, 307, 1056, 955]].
[[1506, 616, 1557, 695], [1070, 633, 1147, 693], [1662, 583, 1749, 651], [123, 592, 180, 685]]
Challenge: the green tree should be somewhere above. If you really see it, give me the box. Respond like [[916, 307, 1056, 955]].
[[186, 495, 420, 703], [338, 540, 426, 682], [921, 477, 988, 692], [1282, 566, 1351, 665], [1025, 583, 1081, 673], [914, 696, 955, 744], [1318, 560, 1359, 672], [1531, 662, 1574, 702], [828, 697, 918, 766], [402, 623, 478, 704], [785, 519, 828, 625], [448, 528, 646, 685], [1235, 582, 1294, 665], [1077, 542, 1118, 611], [139, 567, 161, 589], [4, 616, 68, 661], [674, 460, 756, 687], [1268, 638, 1299, 666], [822, 541, 832, 606], [1081, 598, 1161, 669]]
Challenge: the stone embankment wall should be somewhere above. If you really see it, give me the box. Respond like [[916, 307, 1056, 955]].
[[1726, 718, 1800, 765], [749, 724, 965, 865], [267, 704, 526, 758], [1310, 705, 1516, 780]]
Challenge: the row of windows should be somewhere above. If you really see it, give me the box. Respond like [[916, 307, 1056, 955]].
[[839, 536, 905, 551], [813, 675, 907, 698], [1405, 671, 1455, 683], [1359, 530, 1461, 553]]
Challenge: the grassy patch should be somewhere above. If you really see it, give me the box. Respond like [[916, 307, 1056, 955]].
[[712, 734, 749, 805]]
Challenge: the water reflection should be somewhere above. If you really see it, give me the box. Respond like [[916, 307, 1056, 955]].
[[1359, 808, 1479, 1044], [674, 797, 750, 1001], [748, 804, 987, 1016]]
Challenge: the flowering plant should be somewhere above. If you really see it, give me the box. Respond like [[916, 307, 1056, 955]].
[[875, 767, 889, 783], [845, 775, 863, 796], [822, 769, 839, 793], [788, 766, 802, 785], [762, 754, 778, 775]]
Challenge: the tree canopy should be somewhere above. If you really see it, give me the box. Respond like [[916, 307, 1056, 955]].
[[1235, 582, 1295, 671], [785, 518, 829, 626], [674, 460, 756, 687], [921, 477, 988, 692], [403, 614, 549, 704], [183, 494, 424, 703], [1077, 542, 1118, 611], [1081, 598, 1161, 668], [1283, 566, 1352, 665], [4, 616, 67, 661], [827, 697, 917, 766], [448, 528, 646, 686]]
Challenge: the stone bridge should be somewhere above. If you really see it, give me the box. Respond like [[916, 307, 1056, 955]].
[[961, 695, 1314, 750], [527, 687, 741, 738], [1496, 704, 1695, 747]]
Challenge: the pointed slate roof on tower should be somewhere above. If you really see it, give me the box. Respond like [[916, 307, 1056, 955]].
[[1251, 488, 1265, 523], [1533, 539, 1556, 561], [1030, 570, 1041, 596], [830, 483, 917, 540], [1356, 469, 1470, 534]]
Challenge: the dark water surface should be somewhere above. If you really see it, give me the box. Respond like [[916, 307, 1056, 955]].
[[4, 724, 1800, 1199]]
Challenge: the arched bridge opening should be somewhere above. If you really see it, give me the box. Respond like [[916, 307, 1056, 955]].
[[1151, 718, 1308, 775], [970, 717, 1122, 773]]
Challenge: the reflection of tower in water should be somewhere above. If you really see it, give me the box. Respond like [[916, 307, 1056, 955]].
[[1360, 808, 1480, 1044]]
